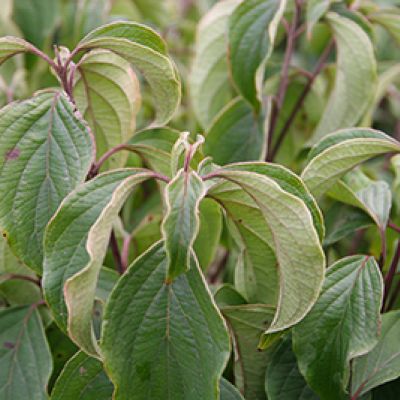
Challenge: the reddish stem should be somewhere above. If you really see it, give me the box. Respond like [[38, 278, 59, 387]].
[[268, 40, 335, 161], [383, 240, 400, 310], [266, 0, 301, 160]]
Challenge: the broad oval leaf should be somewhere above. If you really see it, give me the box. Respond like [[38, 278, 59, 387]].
[[208, 169, 325, 332], [309, 12, 377, 144], [302, 128, 400, 199], [0, 90, 94, 273], [74, 49, 141, 170], [100, 241, 230, 400], [189, 0, 240, 128], [0, 36, 31, 65], [43, 168, 154, 356], [204, 98, 267, 165], [51, 351, 113, 400], [266, 334, 318, 400], [0, 305, 52, 400], [351, 310, 400, 397], [292, 256, 383, 400], [162, 169, 206, 280], [221, 304, 275, 399], [77, 21, 181, 126], [228, 0, 286, 109]]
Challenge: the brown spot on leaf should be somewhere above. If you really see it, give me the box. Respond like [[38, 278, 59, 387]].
[[4, 341, 15, 349], [5, 148, 20, 161], [79, 367, 87, 375]]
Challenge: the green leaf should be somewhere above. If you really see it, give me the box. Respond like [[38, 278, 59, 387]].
[[328, 175, 392, 232], [162, 169, 206, 280], [214, 284, 247, 308], [220, 378, 245, 400], [209, 169, 325, 333], [43, 169, 154, 356], [266, 335, 318, 400], [323, 203, 373, 247], [0, 90, 94, 273], [100, 241, 230, 400], [210, 180, 278, 304], [292, 256, 383, 400], [125, 127, 180, 177], [361, 63, 400, 126], [51, 351, 113, 400], [220, 162, 324, 240], [77, 21, 181, 126], [370, 11, 400, 45], [351, 310, 400, 397], [0, 305, 52, 400], [59, 0, 110, 49], [96, 267, 119, 304], [306, 0, 331, 36], [309, 12, 377, 144], [0, 237, 41, 304], [74, 49, 141, 170], [0, 36, 31, 65], [228, 0, 286, 109], [204, 98, 267, 165], [221, 304, 275, 399], [189, 0, 240, 128], [12, 0, 60, 50], [302, 128, 400, 199], [194, 198, 223, 270]]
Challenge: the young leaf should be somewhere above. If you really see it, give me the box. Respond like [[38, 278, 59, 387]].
[[228, 0, 286, 109], [43, 169, 154, 356], [351, 311, 400, 398], [0, 36, 31, 65], [74, 49, 141, 170], [209, 169, 325, 333], [204, 98, 267, 165], [221, 304, 275, 399], [0, 90, 94, 273], [190, 0, 240, 128], [0, 305, 52, 400], [265, 335, 318, 400], [292, 256, 383, 400], [309, 12, 377, 144], [100, 241, 230, 400], [51, 351, 113, 400], [76, 22, 181, 126], [302, 128, 400, 199], [162, 169, 206, 280]]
